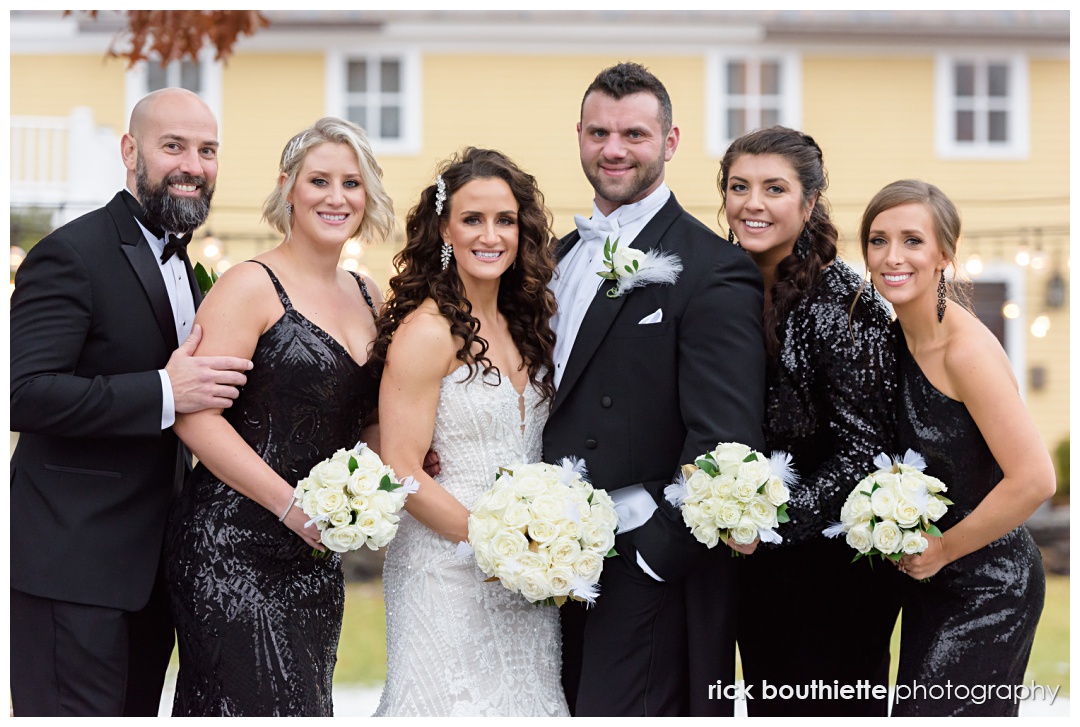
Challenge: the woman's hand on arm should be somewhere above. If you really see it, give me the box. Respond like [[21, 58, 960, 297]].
[[899, 329, 1055, 579], [378, 304, 471, 544], [173, 264, 323, 549]]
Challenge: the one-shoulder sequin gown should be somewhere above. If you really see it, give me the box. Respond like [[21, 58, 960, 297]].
[[892, 321, 1044, 717], [165, 262, 380, 716]]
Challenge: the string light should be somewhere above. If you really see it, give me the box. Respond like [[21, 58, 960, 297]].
[[965, 254, 983, 276], [1001, 302, 1020, 319], [1031, 315, 1050, 338]]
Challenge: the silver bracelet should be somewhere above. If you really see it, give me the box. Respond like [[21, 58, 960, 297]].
[[278, 494, 297, 522]]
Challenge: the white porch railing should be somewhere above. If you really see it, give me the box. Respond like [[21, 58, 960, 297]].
[[10, 107, 126, 225]]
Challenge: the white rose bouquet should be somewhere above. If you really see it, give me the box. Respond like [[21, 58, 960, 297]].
[[461, 458, 617, 606], [294, 442, 418, 556], [822, 450, 951, 570], [663, 442, 796, 551]]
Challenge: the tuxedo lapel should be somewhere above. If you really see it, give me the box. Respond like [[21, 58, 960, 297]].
[[551, 195, 683, 413], [554, 230, 582, 263], [109, 194, 180, 351]]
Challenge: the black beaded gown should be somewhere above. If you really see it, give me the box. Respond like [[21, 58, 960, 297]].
[[165, 262, 380, 716], [892, 321, 1045, 717], [737, 260, 905, 717]]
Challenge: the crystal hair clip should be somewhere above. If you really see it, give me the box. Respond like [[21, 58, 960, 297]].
[[435, 174, 447, 216]]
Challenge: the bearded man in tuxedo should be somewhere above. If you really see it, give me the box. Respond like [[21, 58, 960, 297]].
[[10, 87, 253, 716], [544, 62, 766, 716]]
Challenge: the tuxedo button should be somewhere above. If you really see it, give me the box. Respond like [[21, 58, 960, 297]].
[[585, 438, 597, 450], [601, 396, 612, 408]]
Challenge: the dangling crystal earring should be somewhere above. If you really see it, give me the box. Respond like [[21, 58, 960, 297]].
[[728, 228, 741, 248], [795, 225, 812, 260], [440, 241, 452, 271], [285, 201, 293, 218], [937, 270, 947, 323]]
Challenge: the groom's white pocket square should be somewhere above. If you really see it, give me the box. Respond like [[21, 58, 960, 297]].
[[638, 309, 663, 324]]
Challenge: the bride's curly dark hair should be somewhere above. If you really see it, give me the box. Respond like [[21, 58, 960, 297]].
[[370, 147, 558, 402]]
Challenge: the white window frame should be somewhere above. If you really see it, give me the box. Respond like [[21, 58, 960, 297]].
[[326, 48, 421, 156], [123, 50, 223, 131], [706, 50, 802, 158], [934, 52, 1029, 160]]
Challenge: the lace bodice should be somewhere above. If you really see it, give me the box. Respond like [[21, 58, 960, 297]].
[[376, 366, 567, 716]]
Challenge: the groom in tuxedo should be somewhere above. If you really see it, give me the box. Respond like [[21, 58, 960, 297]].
[[544, 62, 766, 716], [9, 88, 252, 716]]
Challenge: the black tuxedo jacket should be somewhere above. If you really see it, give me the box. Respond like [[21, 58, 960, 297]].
[[10, 191, 201, 611], [543, 193, 766, 581]]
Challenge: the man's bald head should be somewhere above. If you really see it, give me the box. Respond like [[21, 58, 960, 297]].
[[127, 87, 215, 141]]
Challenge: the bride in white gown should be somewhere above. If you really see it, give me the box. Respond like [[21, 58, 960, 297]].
[[370, 148, 566, 716]]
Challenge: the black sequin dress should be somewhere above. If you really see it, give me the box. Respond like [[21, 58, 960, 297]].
[[165, 262, 379, 716], [891, 321, 1044, 717], [737, 260, 905, 717]]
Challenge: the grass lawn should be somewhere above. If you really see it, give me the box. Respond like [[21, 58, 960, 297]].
[[335, 574, 1070, 694]]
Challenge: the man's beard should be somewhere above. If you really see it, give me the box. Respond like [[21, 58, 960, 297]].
[[582, 148, 665, 209], [136, 154, 214, 234]]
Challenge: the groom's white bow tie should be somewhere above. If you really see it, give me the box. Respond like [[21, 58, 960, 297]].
[[574, 214, 619, 246]]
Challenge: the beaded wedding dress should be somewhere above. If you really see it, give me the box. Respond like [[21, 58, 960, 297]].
[[375, 367, 569, 717]]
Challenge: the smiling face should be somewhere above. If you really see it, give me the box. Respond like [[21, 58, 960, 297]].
[[441, 177, 519, 291], [578, 91, 679, 216], [865, 201, 951, 314], [285, 142, 366, 247], [724, 153, 814, 268]]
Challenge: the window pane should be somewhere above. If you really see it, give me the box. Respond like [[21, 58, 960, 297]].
[[760, 61, 781, 95], [988, 110, 1008, 141], [955, 110, 975, 141], [180, 60, 201, 92], [147, 62, 167, 92], [380, 106, 401, 139], [761, 107, 780, 128], [726, 62, 746, 95], [347, 61, 368, 93], [381, 60, 401, 93], [726, 108, 746, 140], [954, 63, 975, 97], [347, 105, 368, 131], [988, 63, 1009, 97]]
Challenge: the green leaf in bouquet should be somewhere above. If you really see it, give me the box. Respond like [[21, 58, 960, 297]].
[[742, 453, 757, 463], [193, 262, 218, 296], [695, 458, 719, 477], [886, 551, 903, 562], [776, 503, 790, 523], [937, 495, 954, 506], [348, 455, 358, 473], [869, 481, 881, 493], [851, 552, 865, 564], [606, 547, 618, 558], [924, 523, 943, 538], [378, 474, 402, 492]]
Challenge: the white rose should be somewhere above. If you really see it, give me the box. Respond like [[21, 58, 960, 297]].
[[349, 494, 370, 514], [611, 245, 646, 275], [530, 493, 566, 523], [352, 446, 385, 474], [513, 475, 548, 499], [527, 519, 559, 544], [314, 488, 347, 515], [484, 483, 517, 515], [369, 490, 398, 515], [369, 518, 398, 549], [746, 495, 778, 530], [692, 522, 721, 549], [893, 497, 923, 529], [681, 503, 706, 530], [355, 510, 381, 536], [328, 509, 353, 528], [846, 492, 874, 524], [732, 478, 758, 503], [872, 472, 900, 491], [588, 487, 614, 510], [737, 458, 772, 488], [549, 537, 581, 566], [347, 471, 379, 497], [558, 518, 583, 540], [712, 442, 752, 470], [588, 502, 618, 531], [322, 524, 367, 553], [685, 469, 713, 500], [923, 474, 947, 494], [870, 486, 898, 520], [572, 551, 604, 582], [715, 500, 743, 530], [584, 523, 616, 554], [729, 516, 759, 546], [762, 477, 789, 508], [710, 475, 736, 501], [547, 565, 574, 597], [925, 495, 948, 522], [518, 568, 552, 602], [846, 522, 873, 554], [492, 530, 529, 560], [473, 542, 495, 575], [902, 530, 928, 554], [503, 501, 533, 531], [871, 519, 903, 554], [315, 459, 351, 491]]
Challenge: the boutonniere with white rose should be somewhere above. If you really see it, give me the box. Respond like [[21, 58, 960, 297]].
[[822, 450, 950, 577], [664, 442, 795, 554], [596, 236, 682, 299], [293, 442, 419, 557], [458, 458, 618, 607]]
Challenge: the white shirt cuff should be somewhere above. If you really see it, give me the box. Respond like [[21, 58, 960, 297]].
[[611, 484, 658, 534], [159, 369, 176, 429], [636, 552, 665, 582]]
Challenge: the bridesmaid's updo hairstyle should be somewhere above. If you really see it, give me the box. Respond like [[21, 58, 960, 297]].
[[370, 147, 558, 402], [262, 116, 394, 244], [718, 126, 838, 357]]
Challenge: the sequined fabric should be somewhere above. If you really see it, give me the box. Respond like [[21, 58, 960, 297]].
[[892, 322, 1044, 717], [375, 367, 569, 717], [165, 262, 379, 716], [738, 260, 904, 716]]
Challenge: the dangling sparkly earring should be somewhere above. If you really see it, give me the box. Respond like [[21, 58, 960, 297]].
[[795, 225, 812, 260], [440, 241, 452, 271], [285, 201, 293, 218], [937, 270, 947, 323], [728, 228, 741, 248]]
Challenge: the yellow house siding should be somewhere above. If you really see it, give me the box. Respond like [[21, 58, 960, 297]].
[[9, 54, 127, 130]]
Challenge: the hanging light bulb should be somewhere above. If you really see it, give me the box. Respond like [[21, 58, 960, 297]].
[[1001, 301, 1020, 319], [1030, 315, 1050, 338], [965, 254, 984, 276], [202, 233, 221, 260], [1015, 231, 1030, 266]]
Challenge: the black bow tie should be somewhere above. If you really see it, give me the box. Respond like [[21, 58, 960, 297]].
[[161, 232, 193, 264], [120, 190, 193, 264]]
